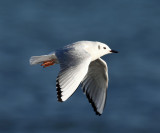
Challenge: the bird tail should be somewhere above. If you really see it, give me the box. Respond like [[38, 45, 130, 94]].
[[29, 52, 57, 65]]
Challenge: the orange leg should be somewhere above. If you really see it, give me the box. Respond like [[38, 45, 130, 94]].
[[41, 59, 55, 68]]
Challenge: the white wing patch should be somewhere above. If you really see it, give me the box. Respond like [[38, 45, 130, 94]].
[[56, 48, 91, 102], [81, 58, 108, 115]]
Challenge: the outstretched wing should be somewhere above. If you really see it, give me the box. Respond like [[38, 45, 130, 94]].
[[56, 48, 91, 102], [81, 58, 108, 115]]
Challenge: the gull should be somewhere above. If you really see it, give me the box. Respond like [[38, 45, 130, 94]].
[[30, 41, 118, 115]]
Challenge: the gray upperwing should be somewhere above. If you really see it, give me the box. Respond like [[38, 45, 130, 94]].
[[81, 58, 108, 115]]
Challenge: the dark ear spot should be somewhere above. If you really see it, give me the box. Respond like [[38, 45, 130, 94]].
[[98, 45, 100, 50], [103, 47, 106, 49]]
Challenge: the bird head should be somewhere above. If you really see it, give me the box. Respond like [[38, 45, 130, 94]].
[[95, 42, 118, 57]]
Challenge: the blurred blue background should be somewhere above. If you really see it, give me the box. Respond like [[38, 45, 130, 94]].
[[0, 0, 160, 133]]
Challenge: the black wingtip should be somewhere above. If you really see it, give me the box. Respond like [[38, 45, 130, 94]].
[[86, 92, 102, 116], [56, 78, 63, 102]]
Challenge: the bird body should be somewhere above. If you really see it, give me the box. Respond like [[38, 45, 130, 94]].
[[30, 41, 118, 115]]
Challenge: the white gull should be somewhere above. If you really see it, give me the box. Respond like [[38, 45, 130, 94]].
[[30, 41, 118, 115]]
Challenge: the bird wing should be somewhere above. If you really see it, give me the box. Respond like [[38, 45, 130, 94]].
[[56, 47, 92, 102], [81, 58, 108, 115]]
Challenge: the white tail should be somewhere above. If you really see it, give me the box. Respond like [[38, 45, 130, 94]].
[[30, 53, 57, 65]]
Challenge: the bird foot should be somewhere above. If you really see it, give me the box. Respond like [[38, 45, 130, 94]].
[[41, 60, 55, 68]]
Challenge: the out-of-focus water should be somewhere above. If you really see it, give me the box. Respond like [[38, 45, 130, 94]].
[[0, 0, 160, 133]]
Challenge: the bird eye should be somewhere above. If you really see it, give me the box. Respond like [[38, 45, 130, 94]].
[[103, 47, 106, 49], [98, 45, 100, 50]]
